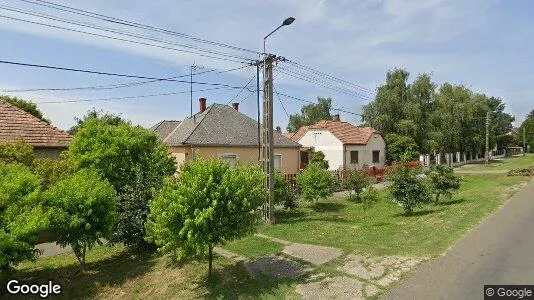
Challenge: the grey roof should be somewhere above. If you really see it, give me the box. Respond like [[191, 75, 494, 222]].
[[151, 104, 301, 148], [151, 120, 181, 140]]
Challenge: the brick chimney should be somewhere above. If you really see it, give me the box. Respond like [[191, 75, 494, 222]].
[[231, 102, 239, 111], [333, 114, 340, 121], [199, 98, 207, 113]]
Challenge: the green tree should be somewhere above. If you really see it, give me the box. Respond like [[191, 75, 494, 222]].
[[296, 162, 334, 202], [343, 170, 371, 201], [44, 169, 116, 268], [385, 134, 419, 164], [287, 97, 333, 132], [388, 168, 431, 215], [68, 109, 126, 135], [517, 115, 534, 153], [274, 171, 298, 210], [0, 141, 34, 167], [428, 165, 461, 204], [309, 150, 329, 169], [66, 118, 176, 251], [146, 159, 266, 276], [0, 163, 46, 271], [32, 157, 75, 189], [1, 95, 50, 124]]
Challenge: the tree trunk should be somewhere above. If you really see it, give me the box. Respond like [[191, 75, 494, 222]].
[[435, 193, 441, 205], [208, 245, 213, 277]]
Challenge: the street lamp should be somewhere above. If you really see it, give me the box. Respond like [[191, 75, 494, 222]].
[[262, 17, 295, 224]]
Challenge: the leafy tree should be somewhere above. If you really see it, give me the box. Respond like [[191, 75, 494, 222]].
[[287, 97, 333, 132], [388, 168, 431, 215], [66, 118, 176, 251], [32, 157, 75, 189], [428, 165, 461, 204], [296, 162, 334, 202], [517, 115, 534, 153], [0, 163, 45, 271], [1, 95, 50, 124], [68, 109, 126, 135], [309, 150, 329, 169], [44, 169, 116, 268], [274, 171, 298, 210], [0, 141, 34, 167], [343, 170, 371, 201], [146, 159, 266, 276], [385, 134, 419, 164]]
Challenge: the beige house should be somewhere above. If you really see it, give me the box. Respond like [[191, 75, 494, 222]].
[[151, 98, 301, 174], [287, 117, 386, 171], [0, 100, 72, 158]]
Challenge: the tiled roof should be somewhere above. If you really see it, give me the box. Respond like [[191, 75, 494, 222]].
[[291, 120, 380, 145], [152, 103, 301, 148], [151, 120, 181, 140], [0, 100, 72, 148]]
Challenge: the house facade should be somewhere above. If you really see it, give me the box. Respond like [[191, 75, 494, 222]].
[[289, 118, 385, 171], [152, 98, 302, 174], [0, 100, 72, 158]]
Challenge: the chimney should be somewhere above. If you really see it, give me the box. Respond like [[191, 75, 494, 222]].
[[276, 126, 282, 133], [334, 114, 340, 121], [199, 97, 207, 113], [231, 102, 239, 111]]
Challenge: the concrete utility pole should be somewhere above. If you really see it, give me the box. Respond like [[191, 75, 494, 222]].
[[190, 64, 202, 117], [255, 61, 261, 162], [485, 111, 490, 165]]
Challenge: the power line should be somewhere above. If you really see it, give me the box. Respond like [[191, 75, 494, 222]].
[[238, 90, 256, 105], [0, 5, 255, 63], [275, 91, 363, 117], [19, 0, 262, 55], [226, 75, 256, 105], [273, 87, 290, 118], [0, 14, 252, 64], [1, 65, 249, 93], [0, 59, 254, 91]]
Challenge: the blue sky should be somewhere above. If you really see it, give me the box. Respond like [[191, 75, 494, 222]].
[[0, 0, 532, 131]]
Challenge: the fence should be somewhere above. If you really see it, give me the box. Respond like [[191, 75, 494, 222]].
[[418, 148, 524, 168]]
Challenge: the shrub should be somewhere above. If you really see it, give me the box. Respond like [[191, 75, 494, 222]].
[[66, 118, 176, 251], [45, 169, 117, 268], [385, 134, 419, 164], [309, 151, 329, 169], [0, 163, 45, 271], [146, 159, 266, 276], [343, 170, 371, 201], [274, 172, 298, 210], [0, 141, 34, 167], [428, 165, 461, 204], [361, 186, 380, 212], [388, 167, 431, 215], [32, 157, 75, 190], [296, 162, 334, 202]]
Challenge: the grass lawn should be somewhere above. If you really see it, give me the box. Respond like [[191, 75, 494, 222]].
[[1, 172, 530, 299], [456, 153, 534, 171]]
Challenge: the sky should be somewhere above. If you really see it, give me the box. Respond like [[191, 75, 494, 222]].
[[0, 0, 532, 131]]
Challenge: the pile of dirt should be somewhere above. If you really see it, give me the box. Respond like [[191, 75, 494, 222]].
[[507, 166, 534, 176]]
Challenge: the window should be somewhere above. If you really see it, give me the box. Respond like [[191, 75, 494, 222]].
[[350, 151, 359, 164], [274, 154, 282, 171], [372, 151, 380, 163], [220, 154, 237, 168]]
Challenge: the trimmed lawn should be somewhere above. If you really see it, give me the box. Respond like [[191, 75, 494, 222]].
[[456, 154, 534, 171], [1, 172, 530, 299]]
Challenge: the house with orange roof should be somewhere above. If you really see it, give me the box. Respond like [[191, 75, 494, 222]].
[[286, 115, 385, 171]]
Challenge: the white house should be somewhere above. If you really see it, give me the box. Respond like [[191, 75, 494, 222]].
[[288, 117, 386, 171]]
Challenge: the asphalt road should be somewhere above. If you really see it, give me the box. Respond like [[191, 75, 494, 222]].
[[384, 179, 534, 300]]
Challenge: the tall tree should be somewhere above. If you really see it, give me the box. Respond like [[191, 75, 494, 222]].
[[0, 95, 50, 124], [68, 109, 126, 135], [517, 115, 534, 153], [286, 97, 333, 132]]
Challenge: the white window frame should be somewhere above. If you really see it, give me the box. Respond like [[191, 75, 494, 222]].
[[274, 154, 282, 171], [219, 153, 238, 168]]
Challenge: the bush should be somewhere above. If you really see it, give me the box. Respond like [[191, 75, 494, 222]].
[[388, 167, 431, 215], [428, 165, 461, 204], [44, 169, 116, 268], [296, 162, 334, 202], [309, 151, 329, 169], [274, 172, 298, 210], [146, 159, 266, 276], [66, 118, 176, 251], [361, 186, 380, 212], [343, 170, 371, 201], [32, 157, 75, 190], [0, 141, 34, 167], [385, 134, 419, 164], [0, 163, 45, 271]]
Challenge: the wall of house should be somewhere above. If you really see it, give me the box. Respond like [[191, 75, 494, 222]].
[[297, 129, 344, 171], [344, 133, 386, 169], [33, 147, 65, 159], [168, 146, 300, 174]]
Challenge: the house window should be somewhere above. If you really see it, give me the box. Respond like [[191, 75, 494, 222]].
[[372, 151, 380, 163], [220, 154, 237, 168], [274, 154, 282, 171], [350, 151, 359, 164]]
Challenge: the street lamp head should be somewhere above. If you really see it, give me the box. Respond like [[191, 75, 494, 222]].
[[282, 17, 295, 26]]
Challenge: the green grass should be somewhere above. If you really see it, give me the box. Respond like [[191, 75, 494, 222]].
[[457, 153, 534, 171], [2, 172, 530, 299], [224, 235, 284, 259]]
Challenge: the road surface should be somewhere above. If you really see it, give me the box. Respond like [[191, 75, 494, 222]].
[[384, 179, 534, 300]]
